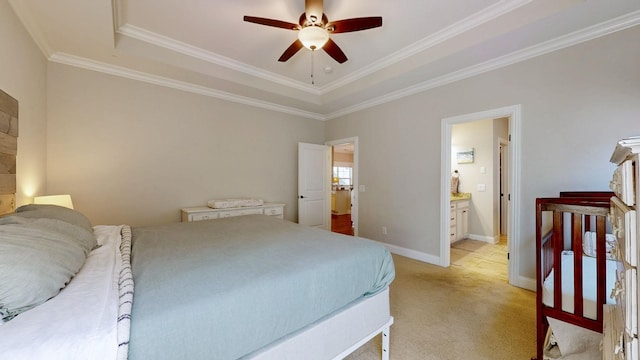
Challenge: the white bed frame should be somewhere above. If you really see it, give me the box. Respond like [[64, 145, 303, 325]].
[[250, 288, 393, 360]]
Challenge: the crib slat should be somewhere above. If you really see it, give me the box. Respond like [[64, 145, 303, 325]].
[[573, 213, 584, 317], [596, 215, 606, 327], [553, 211, 563, 311], [535, 199, 545, 360]]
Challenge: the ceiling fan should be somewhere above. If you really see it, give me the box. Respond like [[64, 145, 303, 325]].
[[243, 0, 382, 64]]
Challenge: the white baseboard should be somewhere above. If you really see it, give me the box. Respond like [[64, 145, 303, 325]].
[[514, 275, 536, 291], [468, 234, 499, 244], [374, 241, 442, 266]]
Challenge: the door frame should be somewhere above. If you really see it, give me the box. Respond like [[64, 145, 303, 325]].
[[440, 105, 521, 287], [499, 137, 509, 235], [325, 136, 359, 236]]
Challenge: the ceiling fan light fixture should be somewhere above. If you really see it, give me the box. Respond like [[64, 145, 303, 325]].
[[244, 1, 382, 63], [298, 26, 329, 50]]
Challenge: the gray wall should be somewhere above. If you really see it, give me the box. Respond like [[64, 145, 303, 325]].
[[45, 63, 324, 226], [325, 25, 640, 281], [0, 1, 48, 206]]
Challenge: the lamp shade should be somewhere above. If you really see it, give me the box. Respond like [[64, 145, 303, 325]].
[[298, 26, 329, 50], [34, 194, 74, 209]]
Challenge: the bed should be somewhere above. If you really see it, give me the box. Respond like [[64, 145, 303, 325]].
[[535, 192, 616, 359], [0, 206, 395, 360], [0, 90, 395, 360], [0, 210, 395, 359]]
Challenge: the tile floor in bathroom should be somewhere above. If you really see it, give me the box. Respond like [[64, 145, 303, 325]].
[[450, 235, 508, 282]]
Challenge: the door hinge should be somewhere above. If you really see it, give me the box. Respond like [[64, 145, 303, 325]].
[[507, 252, 510, 260], [508, 134, 511, 141], [508, 194, 511, 201]]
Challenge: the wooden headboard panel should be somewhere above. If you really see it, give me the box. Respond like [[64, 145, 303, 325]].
[[0, 89, 18, 215]]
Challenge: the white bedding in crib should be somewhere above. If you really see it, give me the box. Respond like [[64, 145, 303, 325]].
[[542, 250, 617, 319]]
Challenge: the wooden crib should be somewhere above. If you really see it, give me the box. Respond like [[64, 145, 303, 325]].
[[535, 191, 614, 359]]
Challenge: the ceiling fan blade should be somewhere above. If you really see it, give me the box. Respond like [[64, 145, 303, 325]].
[[278, 40, 304, 62], [327, 17, 382, 33], [305, 0, 324, 24], [243, 16, 300, 30], [323, 38, 347, 64]]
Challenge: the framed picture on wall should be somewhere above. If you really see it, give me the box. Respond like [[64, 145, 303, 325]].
[[456, 148, 474, 164]]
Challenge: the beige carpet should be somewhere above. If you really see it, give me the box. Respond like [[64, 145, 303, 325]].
[[345, 239, 536, 359]]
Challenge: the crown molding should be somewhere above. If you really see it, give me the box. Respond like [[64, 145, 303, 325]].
[[49, 52, 326, 121], [10, 1, 640, 122], [318, 0, 533, 93], [325, 10, 640, 120], [114, 1, 532, 96], [116, 24, 321, 96]]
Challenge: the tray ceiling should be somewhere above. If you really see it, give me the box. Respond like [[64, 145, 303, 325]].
[[9, 0, 640, 120]]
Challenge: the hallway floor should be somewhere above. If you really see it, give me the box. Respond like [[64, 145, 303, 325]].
[[331, 214, 354, 236]]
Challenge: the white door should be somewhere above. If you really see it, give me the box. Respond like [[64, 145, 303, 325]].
[[298, 143, 331, 229]]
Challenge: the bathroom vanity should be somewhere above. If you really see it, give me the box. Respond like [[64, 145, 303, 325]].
[[450, 193, 471, 243]]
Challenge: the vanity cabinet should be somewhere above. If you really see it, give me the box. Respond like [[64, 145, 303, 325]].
[[450, 200, 470, 243]]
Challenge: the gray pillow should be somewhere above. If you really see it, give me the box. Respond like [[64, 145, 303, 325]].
[[0, 215, 97, 255], [14, 204, 96, 249], [0, 220, 88, 322], [16, 204, 94, 234]]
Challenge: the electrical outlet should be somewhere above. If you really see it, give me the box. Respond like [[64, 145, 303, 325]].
[[382, 226, 387, 235]]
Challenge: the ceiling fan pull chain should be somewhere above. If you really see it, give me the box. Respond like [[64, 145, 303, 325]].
[[311, 50, 315, 85]]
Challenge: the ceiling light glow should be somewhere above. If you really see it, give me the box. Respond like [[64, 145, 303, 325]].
[[298, 26, 329, 50]]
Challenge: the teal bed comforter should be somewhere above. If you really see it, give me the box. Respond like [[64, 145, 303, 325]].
[[128, 215, 394, 360]]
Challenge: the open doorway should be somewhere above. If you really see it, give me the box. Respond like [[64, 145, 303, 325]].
[[326, 137, 358, 236], [440, 105, 522, 288], [449, 118, 509, 280]]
